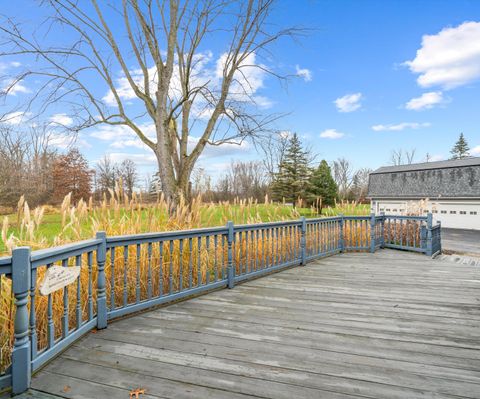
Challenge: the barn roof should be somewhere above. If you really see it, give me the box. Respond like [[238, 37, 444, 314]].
[[367, 157, 480, 199]]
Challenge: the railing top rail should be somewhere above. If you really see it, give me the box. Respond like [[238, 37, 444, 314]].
[[0, 256, 12, 275], [234, 219, 302, 231], [305, 216, 342, 223], [106, 225, 228, 247], [383, 215, 428, 221], [31, 238, 102, 268], [342, 215, 370, 221]]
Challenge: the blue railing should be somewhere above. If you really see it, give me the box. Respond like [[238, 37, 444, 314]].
[[0, 213, 439, 395]]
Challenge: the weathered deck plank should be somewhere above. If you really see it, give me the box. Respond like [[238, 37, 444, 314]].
[[27, 250, 480, 398]]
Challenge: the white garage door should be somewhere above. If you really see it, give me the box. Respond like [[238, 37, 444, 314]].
[[373, 200, 480, 230], [432, 202, 480, 230]]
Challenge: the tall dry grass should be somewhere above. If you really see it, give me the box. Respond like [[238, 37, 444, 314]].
[[0, 190, 303, 374]]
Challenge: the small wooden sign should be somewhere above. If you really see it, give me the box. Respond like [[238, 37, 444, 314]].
[[39, 266, 81, 296]]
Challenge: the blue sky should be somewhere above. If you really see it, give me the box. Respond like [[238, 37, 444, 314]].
[[1, 0, 480, 183]]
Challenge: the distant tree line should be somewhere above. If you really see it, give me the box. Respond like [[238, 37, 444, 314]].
[[0, 124, 140, 209], [151, 132, 374, 208], [0, 124, 95, 207]]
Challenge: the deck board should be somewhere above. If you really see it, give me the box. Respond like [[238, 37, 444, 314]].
[[27, 250, 480, 398]]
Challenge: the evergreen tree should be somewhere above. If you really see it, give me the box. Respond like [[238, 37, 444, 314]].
[[307, 160, 338, 208], [450, 133, 470, 159], [270, 133, 311, 206]]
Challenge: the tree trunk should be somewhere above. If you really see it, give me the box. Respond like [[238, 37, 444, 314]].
[[156, 154, 192, 213]]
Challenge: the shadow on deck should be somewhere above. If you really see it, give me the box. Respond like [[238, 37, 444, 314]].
[[20, 250, 480, 399]]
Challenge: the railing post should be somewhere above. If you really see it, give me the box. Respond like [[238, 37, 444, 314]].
[[339, 214, 344, 252], [11, 246, 31, 395], [426, 213, 433, 256], [380, 212, 385, 248], [227, 221, 235, 289], [427, 212, 433, 230], [96, 231, 108, 329], [300, 217, 307, 265], [370, 213, 376, 253], [437, 221, 442, 254]]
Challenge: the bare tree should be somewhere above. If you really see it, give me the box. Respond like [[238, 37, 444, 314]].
[[258, 131, 290, 180], [214, 160, 268, 202], [191, 167, 212, 198], [390, 148, 416, 166], [332, 158, 354, 200], [0, 123, 57, 207], [119, 159, 138, 197], [351, 168, 372, 201], [1, 0, 299, 209], [95, 156, 118, 196]]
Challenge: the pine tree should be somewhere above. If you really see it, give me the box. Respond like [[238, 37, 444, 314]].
[[270, 133, 311, 206], [450, 133, 470, 159], [307, 160, 338, 208]]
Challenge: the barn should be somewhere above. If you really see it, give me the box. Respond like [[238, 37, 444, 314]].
[[367, 157, 480, 230]]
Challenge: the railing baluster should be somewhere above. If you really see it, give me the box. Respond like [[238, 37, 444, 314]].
[[87, 253, 93, 321], [221, 235, 226, 278], [123, 246, 128, 307], [170, 240, 174, 293], [275, 227, 279, 265], [147, 243, 153, 299], [136, 244, 141, 303], [62, 258, 69, 339], [204, 236, 209, 285], [46, 264, 54, 347], [110, 248, 115, 310], [237, 232, 242, 275], [212, 236, 217, 282], [246, 231, 250, 274], [159, 241, 164, 296], [29, 267, 37, 360], [75, 255, 82, 329], [197, 237, 202, 286], [179, 239, 184, 290]]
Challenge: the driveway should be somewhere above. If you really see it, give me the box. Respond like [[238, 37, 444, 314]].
[[441, 228, 480, 255]]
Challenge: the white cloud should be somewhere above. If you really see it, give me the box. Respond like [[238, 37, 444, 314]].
[[471, 145, 480, 156], [334, 93, 362, 112], [89, 123, 156, 144], [405, 91, 444, 110], [110, 139, 149, 150], [372, 122, 431, 131], [295, 65, 312, 82], [107, 152, 157, 166], [405, 21, 480, 90], [1, 111, 31, 125], [0, 61, 21, 73], [50, 113, 73, 126], [1, 79, 30, 96], [319, 129, 345, 139], [0, 62, 29, 96], [47, 132, 91, 150]]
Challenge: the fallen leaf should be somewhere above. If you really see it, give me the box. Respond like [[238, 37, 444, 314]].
[[63, 385, 71, 393], [129, 388, 146, 398]]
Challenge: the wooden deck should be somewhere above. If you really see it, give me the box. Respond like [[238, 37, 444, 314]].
[[22, 250, 480, 398]]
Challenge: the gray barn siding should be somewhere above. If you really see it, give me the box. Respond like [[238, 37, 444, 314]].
[[368, 164, 480, 199]]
